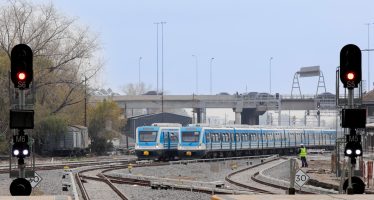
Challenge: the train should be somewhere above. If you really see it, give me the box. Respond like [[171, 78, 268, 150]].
[[135, 123, 336, 160], [135, 123, 180, 160], [42, 125, 90, 156], [178, 125, 336, 159]]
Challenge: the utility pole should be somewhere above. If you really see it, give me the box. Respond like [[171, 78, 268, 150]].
[[154, 22, 160, 94], [161, 21, 166, 119]]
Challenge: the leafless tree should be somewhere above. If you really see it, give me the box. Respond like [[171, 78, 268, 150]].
[[121, 82, 152, 95], [0, 0, 103, 114]]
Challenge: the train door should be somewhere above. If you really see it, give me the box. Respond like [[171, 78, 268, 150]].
[[265, 131, 269, 148], [205, 132, 212, 151], [306, 131, 310, 146], [249, 132, 253, 148], [162, 131, 171, 150]]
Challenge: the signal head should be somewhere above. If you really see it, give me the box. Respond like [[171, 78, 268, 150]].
[[340, 44, 361, 89], [12, 142, 30, 158], [10, 44, 33, 89]]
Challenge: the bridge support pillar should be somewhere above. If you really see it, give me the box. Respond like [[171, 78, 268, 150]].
[[233, 107, 243, 125], [241, 108, 265, 125], [192, 108, 204, 124]]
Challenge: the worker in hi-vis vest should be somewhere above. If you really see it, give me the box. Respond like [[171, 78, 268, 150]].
[[298, 144, 308, 167]]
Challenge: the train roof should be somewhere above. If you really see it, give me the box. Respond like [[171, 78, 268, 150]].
[[152, 123, 182, 127]]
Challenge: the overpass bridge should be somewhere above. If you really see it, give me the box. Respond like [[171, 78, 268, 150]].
[[91, 93, 338, 125]]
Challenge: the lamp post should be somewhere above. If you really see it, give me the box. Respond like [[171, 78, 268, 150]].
[[210, 57, 214, 95], [269, 57, 273, 94], [192, 54, 198, 94], [154, 22, 160, 94], [366, 23, 371, 92], [138, 56, 142, 88], [161, 21, 166, 116]]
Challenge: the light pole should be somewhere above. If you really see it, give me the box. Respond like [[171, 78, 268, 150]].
[[210, 57, 214, 95], [366, 23, 371, 92], [269, 57, 273, 94], [154, 22, 160, 94], [161, 21, 166, 116], [138, 56, 142, 88], [192, 55, 198, 94]]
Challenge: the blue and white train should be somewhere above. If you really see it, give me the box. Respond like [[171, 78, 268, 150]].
[[135, 123, 180, 160], [178, 125, 336, 159]]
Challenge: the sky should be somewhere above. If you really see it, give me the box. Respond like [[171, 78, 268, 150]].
[[31, 0, 374, 96]]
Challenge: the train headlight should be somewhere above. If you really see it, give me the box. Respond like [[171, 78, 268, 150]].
[[355, 149, 361, 155], [346, 149, 352, 155]]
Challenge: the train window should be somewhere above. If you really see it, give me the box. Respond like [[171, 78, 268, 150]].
[[170, 132, 178, 142], [236, 133, 240, 141], [139, 131, 157, 142], [182, 131, 200, 142]]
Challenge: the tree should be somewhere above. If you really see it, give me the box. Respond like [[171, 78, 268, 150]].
[[88, 100, 125, 155], [121, 82, 152, 95], [0, 0, 103, 153], [0, 0, 102, 115]]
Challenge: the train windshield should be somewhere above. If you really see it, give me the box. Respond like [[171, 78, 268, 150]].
[[139, 131, 157, 142], [182, 131, 200, 142]]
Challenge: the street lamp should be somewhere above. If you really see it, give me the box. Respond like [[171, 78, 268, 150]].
[[366, 23, 371, 92], [192, 54, 198, 94], [138, 56, 142, 87], [154, 22, 160, 94], [210, 57, 215, 95], [161, 21, 166, 115], [269, 57, 273, 94]]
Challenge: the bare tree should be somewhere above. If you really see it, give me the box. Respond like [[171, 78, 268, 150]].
[[121, 82, 152, 95], [0, 0, 102, 114]]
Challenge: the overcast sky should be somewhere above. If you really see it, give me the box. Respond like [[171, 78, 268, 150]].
[[35, 0, 374, 95]]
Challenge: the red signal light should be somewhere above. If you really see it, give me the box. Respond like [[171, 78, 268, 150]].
[[347, 72, 355, 80], [17, 72, 26, 81]]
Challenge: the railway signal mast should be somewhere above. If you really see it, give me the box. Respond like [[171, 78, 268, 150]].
[[9, 44, 35, 196], [339, 44, 366, 194]]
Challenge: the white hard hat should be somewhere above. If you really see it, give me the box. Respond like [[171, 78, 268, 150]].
[[300, 143, 304, 146]]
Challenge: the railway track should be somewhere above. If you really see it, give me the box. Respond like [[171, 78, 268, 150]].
[[75, 161, 172, 200], [0, 158, 135, 174], [225, 157, 315, 194], [225, 157, 281, 194], [251, 171, 314, 194]]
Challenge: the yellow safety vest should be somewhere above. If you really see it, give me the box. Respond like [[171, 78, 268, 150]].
[[299, 147, 307, 157]]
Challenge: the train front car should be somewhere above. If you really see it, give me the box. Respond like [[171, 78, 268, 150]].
[[135, 126, 161, 160], [178, 126, 206, 159]]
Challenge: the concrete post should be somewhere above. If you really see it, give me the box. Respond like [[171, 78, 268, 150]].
[[193, 108, 202, 123], [235, 112, 242, 125], [202, 108, 207, 123], [234, 107, 242, 125], [192, 109, 196, 124]]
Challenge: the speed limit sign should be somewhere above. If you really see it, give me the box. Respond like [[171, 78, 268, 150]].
[[295, 169, 310, 187]]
